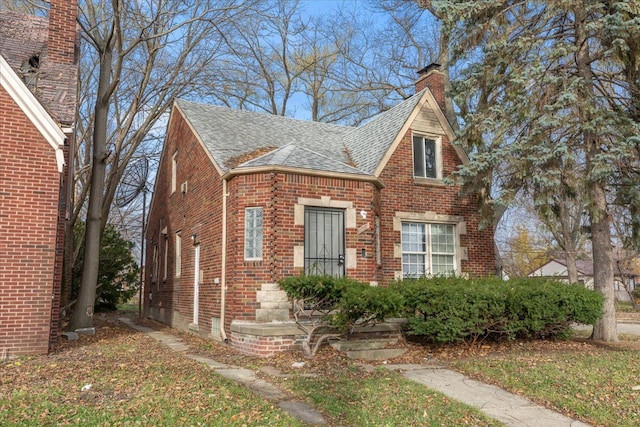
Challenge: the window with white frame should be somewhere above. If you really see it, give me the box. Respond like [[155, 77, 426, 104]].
[[163, 235, 168, 280], [244, 207, 263, 260], [175, 231, 182, 277], [152, 244, 159, 282], [401, 222, 456, 277], [413, 135, 441, 179], [171, 151, 178, 193]]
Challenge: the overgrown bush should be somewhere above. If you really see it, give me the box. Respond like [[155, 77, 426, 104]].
[[279, 275, 402, 357], [279, 275, 402, 332], [331, 282, 404, 331], [394, 277, 603, 343]]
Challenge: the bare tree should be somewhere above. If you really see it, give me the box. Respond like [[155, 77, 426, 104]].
[[202, 0, 440, 126], [68, 0, 256, 330]]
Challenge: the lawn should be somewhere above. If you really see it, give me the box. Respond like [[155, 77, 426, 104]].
[[0, 314, 498, 426], [452, 340, 640, 426], [0, 318, 301, 426], [3, 313, 639, 427]]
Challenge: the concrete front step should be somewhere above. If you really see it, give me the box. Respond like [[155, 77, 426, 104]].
[[345, 348, 407, 361], [330, 338, 398, 352]]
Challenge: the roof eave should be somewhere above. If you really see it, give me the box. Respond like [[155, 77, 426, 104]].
[[222, 165, 385, 189], [0, 54, 66, 173]]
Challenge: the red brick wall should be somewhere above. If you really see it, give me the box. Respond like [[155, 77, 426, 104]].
[[47, 0, 78, 65], [416, 69, 446, 111], [145, 109, 224, 337], [226, 172, 379, 322], [378, 129, 496, 279], [0, 87, 62, 356]]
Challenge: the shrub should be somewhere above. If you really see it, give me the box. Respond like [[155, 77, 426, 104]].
[[278, 275, 403, 357], [330, 283, 404, 332], [395, 277, 603, 343], [72, 222, 139, 312], [279, 275, 402, 332]]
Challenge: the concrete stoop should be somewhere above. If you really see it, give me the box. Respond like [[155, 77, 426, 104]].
[[330, 338, 407, 361]]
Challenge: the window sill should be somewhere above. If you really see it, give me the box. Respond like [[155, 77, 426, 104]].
[[414, 177, 445, 186]]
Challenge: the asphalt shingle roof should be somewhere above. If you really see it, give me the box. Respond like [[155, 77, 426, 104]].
[[176, 90, 426, 177], [343, 90, 425, 175], [239, 144, 367, 176]]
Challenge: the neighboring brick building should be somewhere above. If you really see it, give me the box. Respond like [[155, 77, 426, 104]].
[[0, 1, 78, 356], [146, 64, 496, 356]]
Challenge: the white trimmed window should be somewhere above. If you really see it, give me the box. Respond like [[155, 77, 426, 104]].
[[163, 235, 168, 280], [413, 135, 442, 179], [152, 244, 159, 283], [171, 151, 178, 193], [401, 222, 456, 277], [244, 207, 263, 260], [175, 231, 182, 277]]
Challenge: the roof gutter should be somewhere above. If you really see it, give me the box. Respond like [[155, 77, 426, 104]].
[[222, 166, 385, 189]]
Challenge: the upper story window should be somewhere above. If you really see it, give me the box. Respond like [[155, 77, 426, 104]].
[[413, 135, 442, 179], [171, 151, 178, 193], [401, 222, 456, 277], [244, 207, 263, 260]]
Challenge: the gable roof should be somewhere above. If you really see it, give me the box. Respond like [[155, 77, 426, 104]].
[[175, 99, 351, 174], [174, 86, 462, 180], [343, 90, 424, 175], [0, 54, 65, 172]]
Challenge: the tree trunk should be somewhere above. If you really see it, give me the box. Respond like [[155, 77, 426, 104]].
[[67, 48, 112, 331], [573, 6, 617, 342], [565, 250, 579, 285], [589, 181, 617, 341]]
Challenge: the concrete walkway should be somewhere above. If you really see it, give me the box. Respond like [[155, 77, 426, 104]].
[[384, 364, 590, 427], [119, 317, 596, 427], [119, 318, 327, 425]]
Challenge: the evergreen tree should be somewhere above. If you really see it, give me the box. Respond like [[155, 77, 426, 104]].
[[434, 0, 640, 341]]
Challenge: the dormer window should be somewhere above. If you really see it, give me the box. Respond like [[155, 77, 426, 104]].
[[413, 135, 442, 179]]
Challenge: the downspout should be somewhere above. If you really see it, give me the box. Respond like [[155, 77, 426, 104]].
[[220, 178, 228, 342]]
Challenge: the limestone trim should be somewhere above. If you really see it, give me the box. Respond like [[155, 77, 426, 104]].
[[255, 283, 290, 322], [393, 211, 468, 275], [293, 196, 358, 271]]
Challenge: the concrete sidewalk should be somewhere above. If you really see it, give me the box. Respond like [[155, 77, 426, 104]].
[[120, 317, 593, 427], [384, 364, 591, 427]]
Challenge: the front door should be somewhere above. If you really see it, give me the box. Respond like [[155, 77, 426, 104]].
[[304, 207, 345, 277]]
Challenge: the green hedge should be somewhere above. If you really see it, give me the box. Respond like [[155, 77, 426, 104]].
[[279, 275, 403, 332], [393, 277, 603, 343], [279, 275, 603, 343]]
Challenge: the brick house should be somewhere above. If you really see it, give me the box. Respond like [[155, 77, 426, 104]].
[[145, 64, 496, 356], [0, 1, 78, 356]]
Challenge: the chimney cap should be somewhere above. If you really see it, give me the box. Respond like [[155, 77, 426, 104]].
[[417, 63, 442, 76]]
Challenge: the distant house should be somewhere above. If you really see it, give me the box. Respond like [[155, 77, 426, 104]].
[[529, 258, 637, 301], [145, 63, 496, 356], [0, 1, 78, 356]]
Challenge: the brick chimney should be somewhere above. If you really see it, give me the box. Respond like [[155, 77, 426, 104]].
[[47, 0, 78, 65], [415, 63, 446, 112]]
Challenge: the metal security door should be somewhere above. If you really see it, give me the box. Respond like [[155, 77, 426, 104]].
[[304, 207, 345, 277]]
